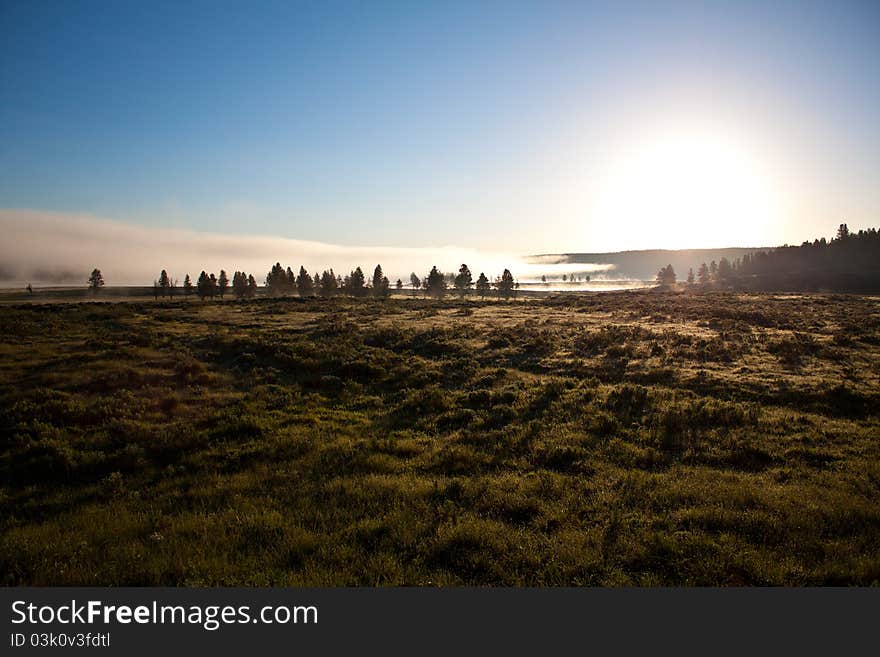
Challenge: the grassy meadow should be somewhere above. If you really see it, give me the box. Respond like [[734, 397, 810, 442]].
[[1, 291, 879, 585]]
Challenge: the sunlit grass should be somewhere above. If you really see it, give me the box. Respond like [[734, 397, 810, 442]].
[[1, 292, 879, 585]]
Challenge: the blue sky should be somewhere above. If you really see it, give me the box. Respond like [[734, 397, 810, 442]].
[[1, 0, 878, 253]]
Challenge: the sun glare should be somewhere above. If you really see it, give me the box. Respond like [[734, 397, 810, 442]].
[[592, 132, 780, 250]]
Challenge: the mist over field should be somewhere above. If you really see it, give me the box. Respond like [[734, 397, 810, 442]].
[[0, 210, 615, 287]]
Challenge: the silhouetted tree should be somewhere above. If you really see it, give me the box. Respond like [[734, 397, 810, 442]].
[[396, 278, 403, 292], [495, 269, 515, 299], [319, 269, 338, 297], [218, 270, 229, 298], [232, 271, 248, 298], [656, 264, 676, 286], [349, 266, 367, 297], [836, 223, 850, 241], [296, 266, 314, 297], [697, 262, 711, 285], [454, 264, 473, 298], [265, 263, 288, 295], [209, 273, 218, 299], [687, 268, 695, 285], [717, 258, 733, 284], [88, 268, 104, 294], [246, 274, 258, 298], [183, 274, 193, 297], [372, 265, 389, 298], [409, 272, 421, 297], [476, 272, 490, 298], [313, 272, 321, 292], [158, 269, 170, 298], [426, 266, 447, 298], [709, 260, 718, 281], [286, 266, 295, 292]]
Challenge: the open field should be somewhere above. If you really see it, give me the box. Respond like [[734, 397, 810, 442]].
[[1, 291, 879, 585]]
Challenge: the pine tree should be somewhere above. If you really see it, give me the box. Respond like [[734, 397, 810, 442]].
[[183, 274, 193, 297], [266, 263, 288, 295], [454, 263, 473, 298], [426, 266, 446, 298], [476, 272, 490, 298], [697, 263, 711, 285], [197, 271, 210, 299], [349, 267, 366, 297], [158, 269, 170, 298], [209, 273, 218, 299], [656, 264, 676, 286], [687, 268, 695, 285], [717, 258, 733, 283], [296, 266, 314, 297], [495, 269, 515, 299], [232, 271, 248, 298], [409, 272, 421, 297], [396, 278, 403, 292], [246, 274, 258, 298], [320, 269, 338, 297], [372, 265, 390, 298], [88, 268, 104, 294], [218, 270, 229, 298]]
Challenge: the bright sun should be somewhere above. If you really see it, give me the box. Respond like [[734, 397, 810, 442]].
[[592, 132, 779, 250]]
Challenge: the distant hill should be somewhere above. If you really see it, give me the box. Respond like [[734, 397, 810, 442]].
[[528, 247, 770, 280]]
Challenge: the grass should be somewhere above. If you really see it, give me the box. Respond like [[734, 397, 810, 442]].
[[1, 290, 879, 585]]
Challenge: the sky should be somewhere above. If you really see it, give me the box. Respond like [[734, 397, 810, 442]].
[[1, 0, 878, 280]]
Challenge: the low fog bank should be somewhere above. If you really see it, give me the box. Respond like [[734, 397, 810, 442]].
[[0, 210, 613, 288], [530, 247, 770, 282]]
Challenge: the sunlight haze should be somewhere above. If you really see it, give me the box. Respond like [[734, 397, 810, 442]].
[[1, 1, 878, 260]]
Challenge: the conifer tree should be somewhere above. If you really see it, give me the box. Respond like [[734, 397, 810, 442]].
[[495, 269, 515, 299], [476, 272, 490, 298], [197, 271, 210, 299], [296, 266, 314, 297], [349, 266, 366, 297], [372, 265, 389, 298], [158, 269, 170, 298], [88, 268, 104, 294], [697, 262, 711, 285], [454, 264, 473, 298], [410, 272, 421, 297], [426, 266, 447, 298], [320, 269, 338, 297]]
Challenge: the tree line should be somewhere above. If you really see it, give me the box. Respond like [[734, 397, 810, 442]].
[[87, 264, 521, 299], [653, 224, 880, 292]]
